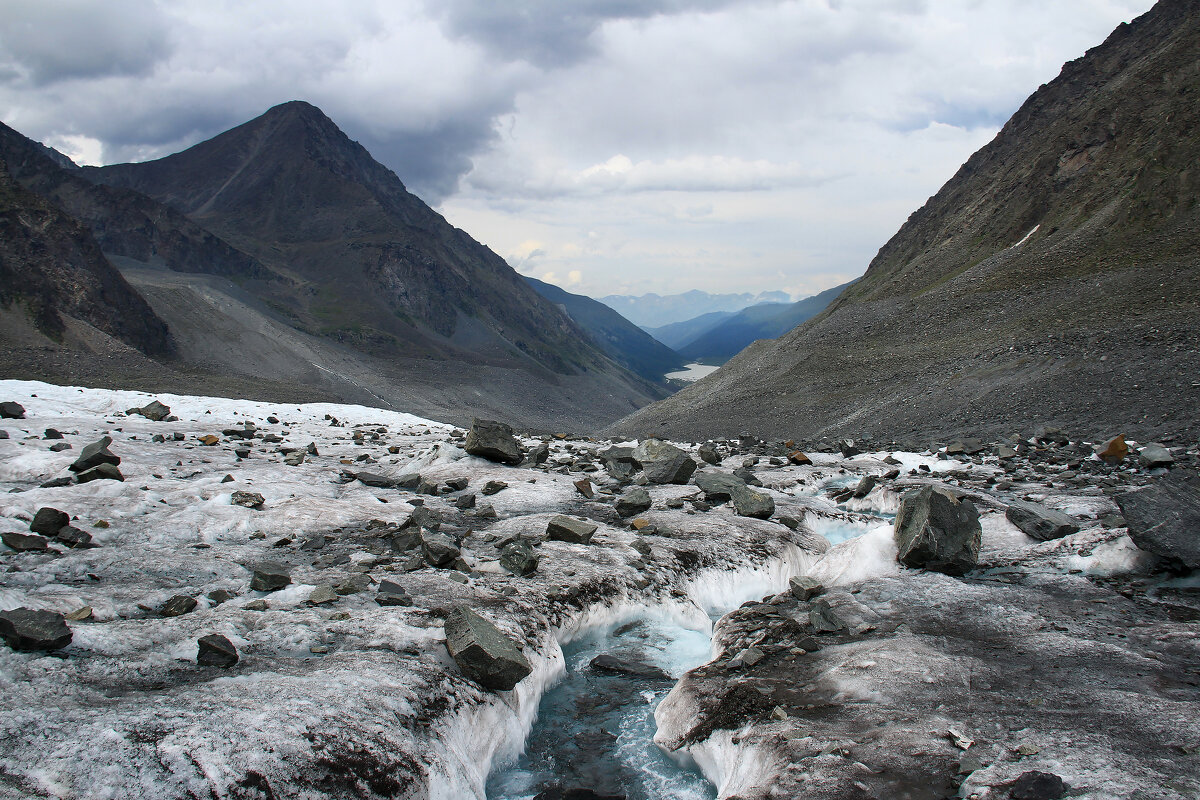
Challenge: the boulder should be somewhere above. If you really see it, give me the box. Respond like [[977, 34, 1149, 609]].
[[851, 474, 878, 499], [307, 585, 338, 605], [30, 507, 70, 536], [599, 446, 639, 481], [69, 436, 120, 473], [526, 441, 550, 465], [160, 595, 198, 617], [1006, 500, 1080, 541], [2, 531, 48, 552], [1095, 434, 1128, 464], [1137, 444, 1174, 469], [1115, 473, 1200, 569], [231, 491, 265, 509], [75, 463, 124, 483], [421, 532, 461, 567], [697, 443, 721, 465], [631, 439, 697, 484], [589, 654, 670, 679], [789, 575, 824, 600], [444, 605, 532, 690], [482, 480, 508, 496], [1007, 771, 1067, 800], [733, 486, 774, 519], [376, 579, 414, 606], [572, 478, 594, 498], [355, 471, 395, 488], [0, 608, 72, 650], [500, 539, 540, 576], [615, 487, 652, 517], [55, 526, 92, 548], [127, 400, 171, 421], [788, 451, 813, 466], [464, 419, 523, 465], [454, 493, 477, 510], [694, 471, 773, 518], [249, 562, 291, 591], [0, 401, 25, 419], [547, 515, 598, 544], [197, 633, 238, 667], [894, 485, 981, 575]]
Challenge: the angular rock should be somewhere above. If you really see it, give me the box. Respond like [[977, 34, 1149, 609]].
[[482, 480, 508, 496], [1115, 473, 1200, 569], [48, 442, 72, 452], [788, 451, 813, 466], [69, 436, 120, 473], [197, 633, 238, 667], [0, 401, 25, 419], [44, 428, 63, 439], [599, 446, 639, 481], [0, 608, 71, 650], [444, 605, 532, 690], [632, 439, 697, 484], [851, 474, 878, 499], [55, 526, 92, 548], [161, 595, 198, 617], [615, 487, 652, 517], [1095, 434, 1128, 464], [455, 493, 477, 510], [547, 515, 598, 544], [694, 471, 745, 503], [375, 579, 413, 606], [809, 599, 845, 632], [789, 575, 824, 600], [30, 507, 70, 536], [590, 654, 670, 679], [283, 451, 305, 466], [500, 539, 539, 576], [733, 466, 763, 487], [697, 443, 721, 466], [307, 585, 338, 605], [1138, 443, 1174, 469], [732, 486, 774, 519], [894, 485, 981, 576], [75, 463, 124, 483], [249, 561, 291, 591], [572, 478, 594, 498], [1007, 771, 1066, 800], [231, 491, 265, 509], [127, 400, 171, 421], [2, 531, 48, 551], [1006, 500, 1080, 541], [463, 418, 523, 465], [421, 532, 461, 567], [355, 471, 395, 488]]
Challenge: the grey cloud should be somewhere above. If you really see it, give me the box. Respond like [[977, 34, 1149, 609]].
[[0, 0, 172, 86]]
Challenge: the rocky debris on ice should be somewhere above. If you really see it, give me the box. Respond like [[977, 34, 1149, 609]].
[[197, 633, 239, 667], [464, 418, 524, 465], [1005, 499, 1081, 541], [0, 607, 72, 650], [547, 515, 598, 544], [444, 604, 533, 691], [1115, 472, 1200, 569], [127, 399, 172, 421], [631, 438, 697, 484], [894, 484, 981, 575], [0, 401, 25, 418]]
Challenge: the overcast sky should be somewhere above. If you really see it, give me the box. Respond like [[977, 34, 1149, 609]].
[[0, 0, 1155, 300]]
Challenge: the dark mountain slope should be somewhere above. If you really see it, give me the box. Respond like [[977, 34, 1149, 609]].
[[610, 0, 1200, 445], [643, 311, 733, 351], [0, 122, 276, 283], [676, 281, 853, 364], [0, 157, 173, 357], [524, 276, 683, 382]]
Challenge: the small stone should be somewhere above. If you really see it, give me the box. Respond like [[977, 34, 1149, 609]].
[[161, 595, 198, 617], [1138, 443, 1174, 469], [0, 608, 72, 650], [455, 493, 477, 510], [197, 633, 238, 667], [1015, 743, 1040, 756], [127, 400, 171, 421], [64, 606, 93, 622], [242, 599, 269, 611], [1095, 434, 1128, 464], [249, 562, 291, 592], [789, 575, 824, 600], [207, 589, 236, 605], [500, 539, 540, 576], [547, 515, 598, 544], [1006, 500, 1080, 541], [40, 476, 72, 488], [481, 480, 508, 496], [631, 518, 651, 531], [231, 491, 265, 509], [283, 451, 305, 466], [198, 434, 220, 446], [2, 531, 48, 552], [573, 478, 595, 498], [422, 532, 461, 567], [336, 575, 372, 595], [894, 485, 981, 575], [615, 487, 652, 517], [770, 706, 788, 721], [698, 443, 721, 465], [55, 526, 92, 548], [809, 600, 845, 632], [48, 442, 72, 452], [30, 507, 70, 536], [632, 439, 697, 484], [307, 585, 338, 605], [75, 463, 124, 483]]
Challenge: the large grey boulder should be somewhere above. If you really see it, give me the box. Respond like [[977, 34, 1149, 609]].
[[1115, 473, 1200, 569], [444, 605, 532, 691], [694, 471, 774, 518], [894, 485, 981, 575], [732, 486, 774, 519], [547, 515, 598, 544], [69, 436, 120, 473], [615, 487, 652, 517], [1006, 500, 1080, 541], [30, 507, 70, 536], [464, 419, 523, 465], [249, 562, 292, 592], [422, 532, 461, 567], [599, 446, 639, 481], [0, 608, 72, 650], [0, 401, 25, 419], [499, 540, 539, 576], [632, 439, 697, 484]]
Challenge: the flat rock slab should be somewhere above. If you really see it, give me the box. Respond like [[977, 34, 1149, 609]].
[[0, 608, 72, 650], [547, 515, 598, 544], [2, 531, 49, 552], [1116, 473, 1200, 569], [444, 605, 532, 691], [1005, 500, 1080, 541], [75, 463, 124, 483]]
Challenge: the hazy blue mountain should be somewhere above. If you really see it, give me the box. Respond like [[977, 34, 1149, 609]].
[[525, 276, 683, 383], [641, 311, 734, 350], [599, 289, 791, 327], [676, 281, 854, 364]]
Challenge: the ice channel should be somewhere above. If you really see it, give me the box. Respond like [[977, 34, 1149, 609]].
[[481, 512, 891, 800]]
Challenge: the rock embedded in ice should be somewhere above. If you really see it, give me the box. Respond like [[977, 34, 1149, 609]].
[[1005, 500, 1080, 541], [126, 400, 171, 421], [547, 515, 598, 545], [443, 604, 532, 691], [307, 585, 338, 605], [30, 507, 70, 536], [463, 418, 524, 465], [207, 589, 236, 605], [694, 471, 745, 502], [615, 487, 652, 517], [894, 485, 981, 576], [599, 445, 639, 481], [355, 470, 395, 488], [1006, 770, 1067, 800], [788, 451, 813, 465], [283, 450, 305, 466], [231, 491, 266, 509], [422, 532, 461, 567], [526, 440, 550, 465], [589, 653, 670, 679], [572, 477, 594, 498], [698, 442, 721, 465], [0, 401, 25, 419], [733, 486, 774, 519], [56, 526, 92, 548], [160, 595, 198, 617], [631, 439, 697, 484], [1137, 443, 1174, 469], [2, 531, 49, 551], [789, 575, 824, 600], [0, 608, 72, 650], [376, 579, 413, 606], [197, 633, 239, 668], [1115, 473, 1200, 569], [69, 435, 120, 473], [44, 428, 63, 439], [852, 474, 878, 499], [500, 539, 539, 576], [482, 480, 508, 496], [808, 599, 845, 632], [76, 463, 124, 483], [249, 561, 292, 591], [454, 492, 477, 510]]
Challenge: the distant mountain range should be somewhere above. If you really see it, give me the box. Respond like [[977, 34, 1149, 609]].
[[643, 281, 853, 364], [611, 0, 1200, 445], [0, 102, 668, 430], [599, 289, 790, 328]]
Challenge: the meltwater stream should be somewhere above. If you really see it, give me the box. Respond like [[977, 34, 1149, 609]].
[[486, 614, 717, 800]]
